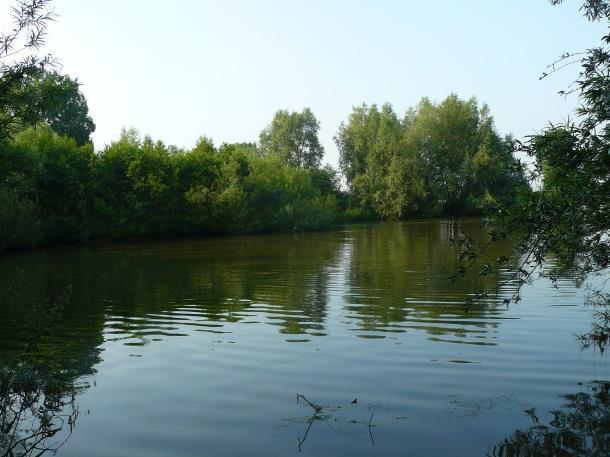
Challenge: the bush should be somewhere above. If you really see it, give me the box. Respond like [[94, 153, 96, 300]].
[[0, 187, 43, 251]]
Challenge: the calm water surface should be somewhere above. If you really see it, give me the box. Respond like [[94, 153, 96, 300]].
[[0, 220, 608, 456]]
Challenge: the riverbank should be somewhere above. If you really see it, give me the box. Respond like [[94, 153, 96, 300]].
[[1, 212, 496, 256]]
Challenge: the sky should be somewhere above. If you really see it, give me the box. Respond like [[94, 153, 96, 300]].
[[3, 0, 606, 166]]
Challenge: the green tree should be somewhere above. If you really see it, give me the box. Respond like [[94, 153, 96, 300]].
[[336, 103, 426, 218], [259, 107, 324, 169], [93, 129, 178, 237], [16, 71, 96, 145], [0, 186, 43, 250], [408, 95, 522, 215], [335, 97, 523, 219], [10, 127, 94, 240]]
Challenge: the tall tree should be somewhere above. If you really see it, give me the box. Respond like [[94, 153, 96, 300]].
[[336, 96, 523, 218], [15, 71, 95, 145], [259, 107, 324, 169], [335, 103, 381, 188], [336, 103, 426, 218]]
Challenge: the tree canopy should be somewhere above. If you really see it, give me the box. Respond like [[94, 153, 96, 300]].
[[259, 107, 324, 169], [14, 71, 95, 145], [335, 96, 526, 219], [0, 126, 342, 250]]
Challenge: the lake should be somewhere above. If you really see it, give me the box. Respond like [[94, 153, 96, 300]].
[[0, 219, 608, 456]]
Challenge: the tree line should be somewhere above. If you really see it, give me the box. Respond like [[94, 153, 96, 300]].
[[0, 1, 529, 250], [0, 72, 529, 251]]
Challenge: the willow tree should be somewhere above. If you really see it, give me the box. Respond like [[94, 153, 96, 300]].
[[460, 0, 610, 350], [0, 0, 56, 141]]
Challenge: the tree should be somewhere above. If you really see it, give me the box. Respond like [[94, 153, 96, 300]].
[[16, 71, 96, 145], [335, 102, 426, 218], [0, 0, 56, 141], [4, 127, 94, 242], [460, 0, 610, 350], [259, 107, 324, 169], [335, 97, 524, 219]]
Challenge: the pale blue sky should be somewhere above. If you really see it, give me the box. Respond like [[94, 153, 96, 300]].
[[8, 0, 606, 165]]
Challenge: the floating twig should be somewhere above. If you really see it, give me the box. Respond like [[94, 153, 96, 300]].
[[294, 394, 379, 451], [296, 393, 322, 414], [296, 394, 323, 452]]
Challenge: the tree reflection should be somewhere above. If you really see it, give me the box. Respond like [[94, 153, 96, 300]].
[[1, 277, 86, 457], [0, 272, 102, 379], [344, 220, 519, 342], [488, 381, 610, 457], [0, 221, 524, 349], [1, 364, 79, 457], [578, 287, 610, 354], [0, 233, 341, 343]]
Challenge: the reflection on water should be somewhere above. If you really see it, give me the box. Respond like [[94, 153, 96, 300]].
[[0, 364, 79, 457], [0, 219, 518, 351], [489, 381, 610, 456], [0, 220, 607, 457], [0, 279, 83, 457], [343, 221, 517, 342]]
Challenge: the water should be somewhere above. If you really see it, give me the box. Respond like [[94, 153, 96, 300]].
[[0, 220, 608, 456]]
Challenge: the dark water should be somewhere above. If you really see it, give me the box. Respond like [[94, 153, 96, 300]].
[[0, 220, 608, 456]]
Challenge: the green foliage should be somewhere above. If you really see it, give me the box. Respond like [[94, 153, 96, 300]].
[[451, 0, 610, 350], [0, 127, 95, 245], [0, 0, 528, 250], [1, 68, 95, 146], [336, 96, 526, 219], [0, 186, 43, 251], [488, 0, 610, 281], [1, 0, 94, 146], [338, 103, 426, 218], [259, 107, 324, 169], [0, 127, 342, 250], [12, 128, 94, 241], [0, 92, 530, 251], [16, 71, 96, 145], [236, 154, 339, 232]]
